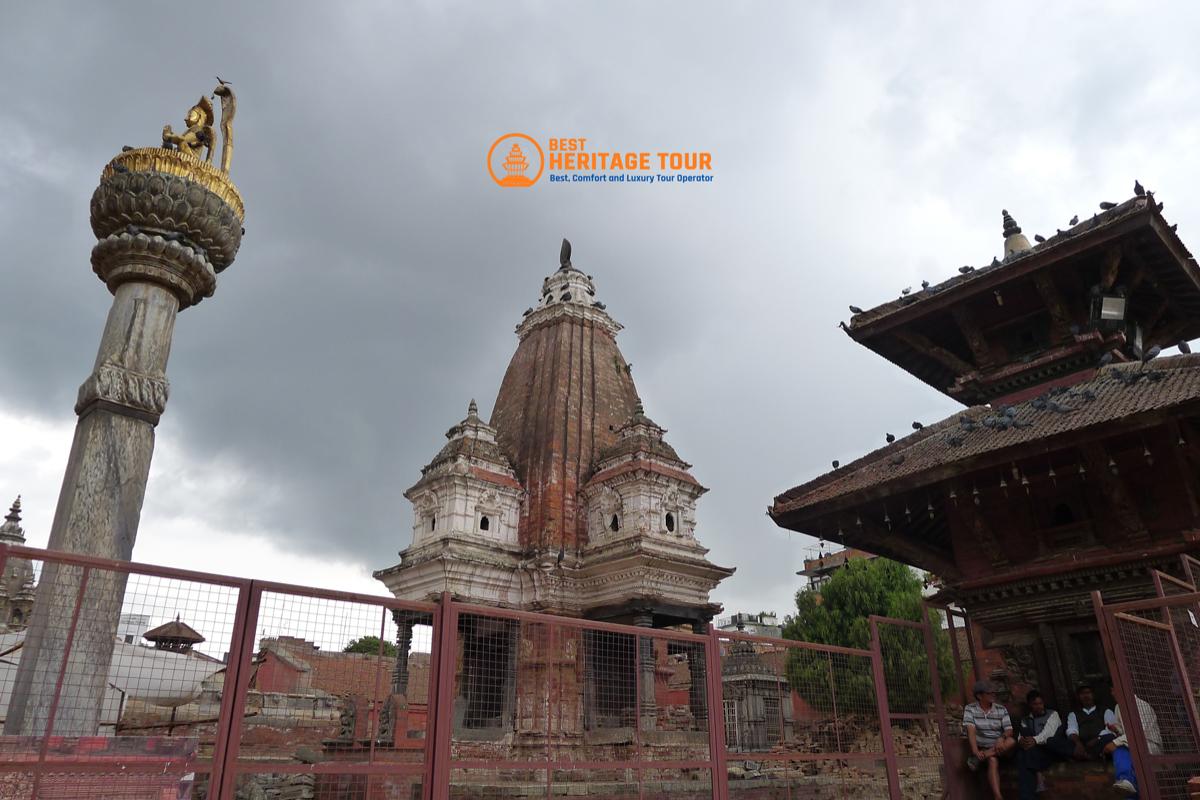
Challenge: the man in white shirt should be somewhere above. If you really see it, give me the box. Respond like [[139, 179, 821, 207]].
[[1016, 690, 1071, 800], [1104, 697, 1162, 797]]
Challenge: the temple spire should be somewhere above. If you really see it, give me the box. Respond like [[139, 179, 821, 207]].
[[468, 398, 479, 418], [4, 496, 19, 524], [559, 238, 572, 269]]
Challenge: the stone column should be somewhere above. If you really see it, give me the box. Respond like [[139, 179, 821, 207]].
[[5, 144, 243, 735], [635, 611, 657, 732], [392, 611, 416, 696]]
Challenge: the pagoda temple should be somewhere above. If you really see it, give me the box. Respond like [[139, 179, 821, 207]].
[[771, 191, 1200, 712]]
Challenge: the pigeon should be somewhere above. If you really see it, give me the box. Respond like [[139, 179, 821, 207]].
[[1171, 224, 1179, 233], [1034, 234, 1046, 243], [593, 301, 606, 310], [162, 231, 183, 242], [991, 257, 1001, 267], [1070, 215, 1079, 226], [838, 321, 849, 331], [110, 159, 129, 174], [901, 287, 912, 296], [959, 266, 975, 274], [889, 453, 905, 466], [1031, 397, 1048, 411], [1056, 229, 1065, 237], [912, 421, 923, 430], [946, 436, 964, 448], [1156, 201, 1165, 212], [885, 433, 896, 443], [1142, 345, 1162, 364], [849, 305, 864, 314], [1180, 340, 1193, 354], [1100, 201, 1117, 210], [921, 280, 930, 290], [125, 224, 141, 236], [1081, 389, 1097, 402], [1134, 180, 1145, 197], [1099, 352, 1114, 367], [522, 308, 533, 316], [832, 460, 840, 469], [1003, 406, 1018, 418], [121, 145, 134, 152]]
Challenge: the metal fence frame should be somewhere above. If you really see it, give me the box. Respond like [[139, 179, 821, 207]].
[[1092, 555, 1200, 800], [0, 543, 953, 800]]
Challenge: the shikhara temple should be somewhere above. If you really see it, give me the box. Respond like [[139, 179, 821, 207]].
[[771, 191, 1200, 713], [375, 238, 734, 627]]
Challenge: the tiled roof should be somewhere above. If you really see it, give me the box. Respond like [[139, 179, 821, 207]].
[[772, 353, 1200, 517], [143, 618, 205, 643], [846, 195, 1185, 330]]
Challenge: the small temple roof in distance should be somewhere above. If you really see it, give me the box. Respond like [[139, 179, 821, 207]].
[[771, 353, 1200, 527], [143, 616, 205, 644]]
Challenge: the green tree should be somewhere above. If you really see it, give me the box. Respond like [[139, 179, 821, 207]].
[[343, 635, 397, 657], [782, 557, 954, 714]]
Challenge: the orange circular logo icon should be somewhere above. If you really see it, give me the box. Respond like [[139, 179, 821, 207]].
[[487, 133, 544, 187]]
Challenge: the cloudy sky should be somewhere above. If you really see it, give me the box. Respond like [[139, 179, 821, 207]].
[[3, 2, 1200, 628]]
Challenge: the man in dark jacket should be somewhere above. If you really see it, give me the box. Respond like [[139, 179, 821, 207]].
[[1016, 690, 1072, 800]]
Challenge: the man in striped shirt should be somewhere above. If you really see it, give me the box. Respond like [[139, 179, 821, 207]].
[[964, 680, 1015, 800]]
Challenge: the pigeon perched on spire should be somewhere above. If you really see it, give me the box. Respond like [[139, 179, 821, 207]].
[[559, 238, 572, 269]]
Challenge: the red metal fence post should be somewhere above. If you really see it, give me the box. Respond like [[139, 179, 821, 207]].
[[215, 581, 263, 800], [706, 625, 729, 800], [429, 593, 457, 800], [922, 605, 957, 800], [208, 577, 255, 799], [869, 617, 902, 800]]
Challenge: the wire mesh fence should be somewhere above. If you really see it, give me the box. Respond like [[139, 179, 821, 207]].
[[0, 544, 958, 800], [1097, 583, 1200, 800]]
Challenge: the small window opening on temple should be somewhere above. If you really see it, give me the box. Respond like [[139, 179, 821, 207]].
[[480, 515, 490, 531], [609, 514, 620, 532], [430, 516, 436, 531], [665, 512, 676, 532]]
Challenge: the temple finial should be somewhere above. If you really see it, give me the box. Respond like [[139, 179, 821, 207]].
[[559, 238, 572, 269], [1001, 209, 1021, 238], [468, 398, 478, 418], [4, 496, 19, 524], [1001, 209, 1032, 259]]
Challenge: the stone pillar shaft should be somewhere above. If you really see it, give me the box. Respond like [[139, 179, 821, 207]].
[[635, 613, 656, 732], [6, 283, 179, 736]]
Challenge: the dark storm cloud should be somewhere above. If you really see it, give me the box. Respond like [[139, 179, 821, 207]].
[[4, 2, 1200, 618]]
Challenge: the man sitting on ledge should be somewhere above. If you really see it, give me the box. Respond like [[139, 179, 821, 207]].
[[1065, 683, 1115, 761], [964, 680, 1015, 800], [1016, 689, 1072, 800], [1104, 697, 1162, 798]]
